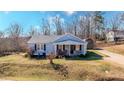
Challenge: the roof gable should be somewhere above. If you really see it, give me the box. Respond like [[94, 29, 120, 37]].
[[54, 34, 85, 43]]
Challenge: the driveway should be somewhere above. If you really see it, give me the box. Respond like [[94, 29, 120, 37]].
[[97, 49, 124, 65]]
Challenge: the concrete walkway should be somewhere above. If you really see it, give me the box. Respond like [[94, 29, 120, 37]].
[[97, 49, 124, 65]]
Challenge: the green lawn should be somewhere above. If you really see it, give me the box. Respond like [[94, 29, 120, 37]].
[[0, 52, 124, 80], [65, 50, 108, 61]]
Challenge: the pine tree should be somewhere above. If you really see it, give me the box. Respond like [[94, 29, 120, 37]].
[[93, 11, 105, 40]]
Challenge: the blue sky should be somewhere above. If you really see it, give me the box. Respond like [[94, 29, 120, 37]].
[[0, 11, 123, 35]]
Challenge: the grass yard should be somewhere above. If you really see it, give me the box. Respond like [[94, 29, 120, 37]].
[[0, 51, 124, 80], [103, 44, 124, 55], [65, 50, 108, 60]]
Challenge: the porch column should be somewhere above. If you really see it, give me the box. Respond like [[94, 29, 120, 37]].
[[81, 44, 84, 54], [68, 44, 70, 56], [81, 44, 87, 55], [54, 45, 57, 56], [84, 43, 87, 55]]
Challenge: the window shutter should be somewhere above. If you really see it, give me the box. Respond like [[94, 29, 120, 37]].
[[57, 45, 59, 50], [63, 45, 65, 50], [44, 44, 46, 51], [79, 45, 82, 51], [34, 44, 37, 51]]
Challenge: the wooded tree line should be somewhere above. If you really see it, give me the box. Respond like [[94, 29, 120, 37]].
[[1, 12, 124, 39], [0, 11, 124, 53], [40, 11, 105, 40], [0, 23, 28, 53], [27, 11, 124, 40]]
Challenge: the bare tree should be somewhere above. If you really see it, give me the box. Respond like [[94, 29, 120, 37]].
[[64, 16, 79, 36], [79, 12, 93, 39], [8, 23, 23, 38], [0, 31, 4, 53], [47, 52, 55, 64], [0, 31, 4, 38], [108, 14, 122, 43], [78, 11, 105, 40], [78, 15, 87, 38], [109, 14, 121, 31], [8, 23, 23, 51], [71, 16, 79, 36], [53, 15, 64, 35], [65, 22, 72, 34], [28, 26, 38, 36], [41, 18, 51, 35]]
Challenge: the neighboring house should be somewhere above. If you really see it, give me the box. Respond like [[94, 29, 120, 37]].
[[106, 30, 124, 42], [106, 30, 115, 42], [27, 33, 88, 57]]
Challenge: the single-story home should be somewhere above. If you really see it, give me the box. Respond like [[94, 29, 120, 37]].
[[106, 30, 124, 42], [27, 33, 88, 57]]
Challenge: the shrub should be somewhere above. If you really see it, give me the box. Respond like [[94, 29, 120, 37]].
[[23, 53, 29, 58], [79, 54, 87, 57]]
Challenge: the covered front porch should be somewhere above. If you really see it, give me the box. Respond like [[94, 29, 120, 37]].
[[54, 40, 87, 57]]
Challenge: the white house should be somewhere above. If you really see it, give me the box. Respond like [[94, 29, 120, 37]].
[[27, 33, 88, 57], [106, 31, 115, 42], [106, 30, 124, 42]]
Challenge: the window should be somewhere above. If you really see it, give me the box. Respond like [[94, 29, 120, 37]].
[[41, 44, 44, 50], [65, 45, 69, 50], [76, 45, 80, 51], [70, 45, 75, 54], [59, 45, 63, 50], [37, 44, 40, 50], [57, 45, 63, 51]]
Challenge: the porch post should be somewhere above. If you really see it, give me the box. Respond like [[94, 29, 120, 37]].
[[82, 44, 86, 55], [54, 45, 56, 56], [81, 44, 84, 54], [84, 43, 87, 55], [69, 44, 70, 56]]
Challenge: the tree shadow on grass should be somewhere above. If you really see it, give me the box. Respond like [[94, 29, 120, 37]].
[[50, 63, 68, 77], [94, 48, 103, 50], [28, 55, 46, 60], [65, 51, 103, 61]]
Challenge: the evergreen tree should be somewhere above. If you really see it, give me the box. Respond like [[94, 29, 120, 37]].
[[93, 11, 105, 40]]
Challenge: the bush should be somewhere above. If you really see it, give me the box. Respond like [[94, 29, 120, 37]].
[[23, 53, 29, 58], [79, 54, 87, 58]]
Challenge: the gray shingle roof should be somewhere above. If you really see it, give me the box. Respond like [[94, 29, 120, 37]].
[[27, 34, 85, 44], [27, 35, 62, 43]]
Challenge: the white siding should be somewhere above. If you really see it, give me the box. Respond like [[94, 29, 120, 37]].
[[45, 43, 55, 55], [106, 31, 114, 42], [79, 42, 87, 55], [83, 43, 87, 55], [27, 34, 88, 56]]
